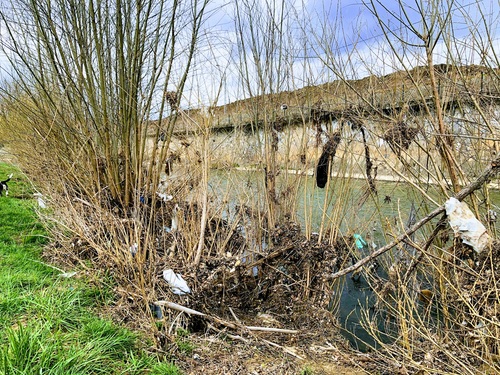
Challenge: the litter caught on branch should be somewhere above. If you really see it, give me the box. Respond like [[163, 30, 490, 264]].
[[445, 197, 490, 253]]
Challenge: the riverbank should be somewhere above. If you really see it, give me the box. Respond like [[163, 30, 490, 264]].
[[0, 162, 181, 375], [234, 166, 500, 190], [0, 161, 370, 374]]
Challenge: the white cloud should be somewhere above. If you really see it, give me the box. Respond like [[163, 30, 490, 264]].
[[1, 0, 498, 111]]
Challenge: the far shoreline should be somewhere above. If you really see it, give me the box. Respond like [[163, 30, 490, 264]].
[[233, 166, 500, 190]]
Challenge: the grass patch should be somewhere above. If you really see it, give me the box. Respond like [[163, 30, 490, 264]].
[[0, 163, 182, 374], [175, 329, 195, 356]]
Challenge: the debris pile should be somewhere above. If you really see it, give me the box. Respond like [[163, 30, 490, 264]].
[[382, 121, 419, 154]]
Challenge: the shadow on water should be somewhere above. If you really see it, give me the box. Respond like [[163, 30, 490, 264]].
[[336, 273, 392, 352]]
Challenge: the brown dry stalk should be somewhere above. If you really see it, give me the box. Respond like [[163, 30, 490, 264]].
[[426, 50, 463, 193], [401, 213, 448, 284], [360, 126, 376, 194], [329, 156, 500, 280], [155, 300, 299, 335]]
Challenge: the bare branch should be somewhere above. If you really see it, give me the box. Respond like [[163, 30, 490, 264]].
[[329, 156, 500, 280]]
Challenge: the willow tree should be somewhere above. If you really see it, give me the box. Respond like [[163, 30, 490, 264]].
[[233, 0, 298, 229], [0, 0, 209, 209]]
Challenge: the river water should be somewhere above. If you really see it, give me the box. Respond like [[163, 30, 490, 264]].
[[207, 168, 500, 351]]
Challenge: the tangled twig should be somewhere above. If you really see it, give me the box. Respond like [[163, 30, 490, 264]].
[[329, 156, 500, 280]]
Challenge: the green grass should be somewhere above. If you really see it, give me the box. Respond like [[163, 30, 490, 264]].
[[0, 163, 182, 375], [175, 329, 195, 356]]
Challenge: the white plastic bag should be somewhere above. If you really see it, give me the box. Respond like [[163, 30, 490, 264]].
[[445, 197, 490, 253], [163, 269, 191, 295]]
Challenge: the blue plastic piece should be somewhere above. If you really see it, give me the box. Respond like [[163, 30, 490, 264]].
[[353, 234, 367, 249]]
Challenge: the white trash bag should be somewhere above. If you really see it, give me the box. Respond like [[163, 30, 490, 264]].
[[163, 269, 191, 295], [445, 197, 490, 253]]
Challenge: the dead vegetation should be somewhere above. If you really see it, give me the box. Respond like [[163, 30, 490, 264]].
[[43, 185, 363, 371], [6, 62, 499, 372], [382, 121, 420, 156], [37, 152, 500, 374], [2, 0, 500, 372], [356, 240, 500, 375]]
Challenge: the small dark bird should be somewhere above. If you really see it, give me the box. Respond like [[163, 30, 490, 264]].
[[384, 195, 392, 204]]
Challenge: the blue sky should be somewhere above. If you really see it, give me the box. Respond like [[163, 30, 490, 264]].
[[0, 0, 498, 109], [181, 0, 500, 107]]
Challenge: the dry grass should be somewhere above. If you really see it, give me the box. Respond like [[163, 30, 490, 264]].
[[1, 63, 500, 374]]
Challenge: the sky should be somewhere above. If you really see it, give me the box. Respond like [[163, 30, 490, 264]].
[[182, 0, 500, 108], [0, 0, 498, 111]]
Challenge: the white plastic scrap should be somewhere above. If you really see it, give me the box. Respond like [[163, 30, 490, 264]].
[[170, 204, 179, 231], [445, 197, 490, 253], [33, 192, 47, 209], [156, 192, 173, 202], [129, 243, 138, 257], [163, 269, 191, 295], [59, 271, 77, 278]]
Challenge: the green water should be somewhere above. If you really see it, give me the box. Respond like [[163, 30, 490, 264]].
[[210, 167, 499, 239], [209, 168, 447, 240]]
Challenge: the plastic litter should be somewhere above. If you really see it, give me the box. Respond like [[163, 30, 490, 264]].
[[59, 271, 77, 278], [163, 269, 191, 295], [170, 204, 179, 231], [487, 209, 497, 223], [149, 303, 163, 319], [445, 197, 490, 253], [157, 192, 173, 202], [129, 243, 138, 257], [33, 192, 47, 209], [353, 233, 367, 250]]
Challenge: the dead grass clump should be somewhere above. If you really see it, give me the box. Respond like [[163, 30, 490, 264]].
[[448, 240, 500, 359], [363, 240, 500, 374], [188, 222, 350, 326], [42, 182, 356, 353]]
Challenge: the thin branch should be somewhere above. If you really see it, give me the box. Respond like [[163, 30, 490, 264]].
[[155, 300, 299, 335], [328, 156, 500, 280]]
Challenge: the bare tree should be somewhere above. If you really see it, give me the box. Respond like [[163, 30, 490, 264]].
[[0, 0, 209, 208], [233, 0, 298, 229]]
